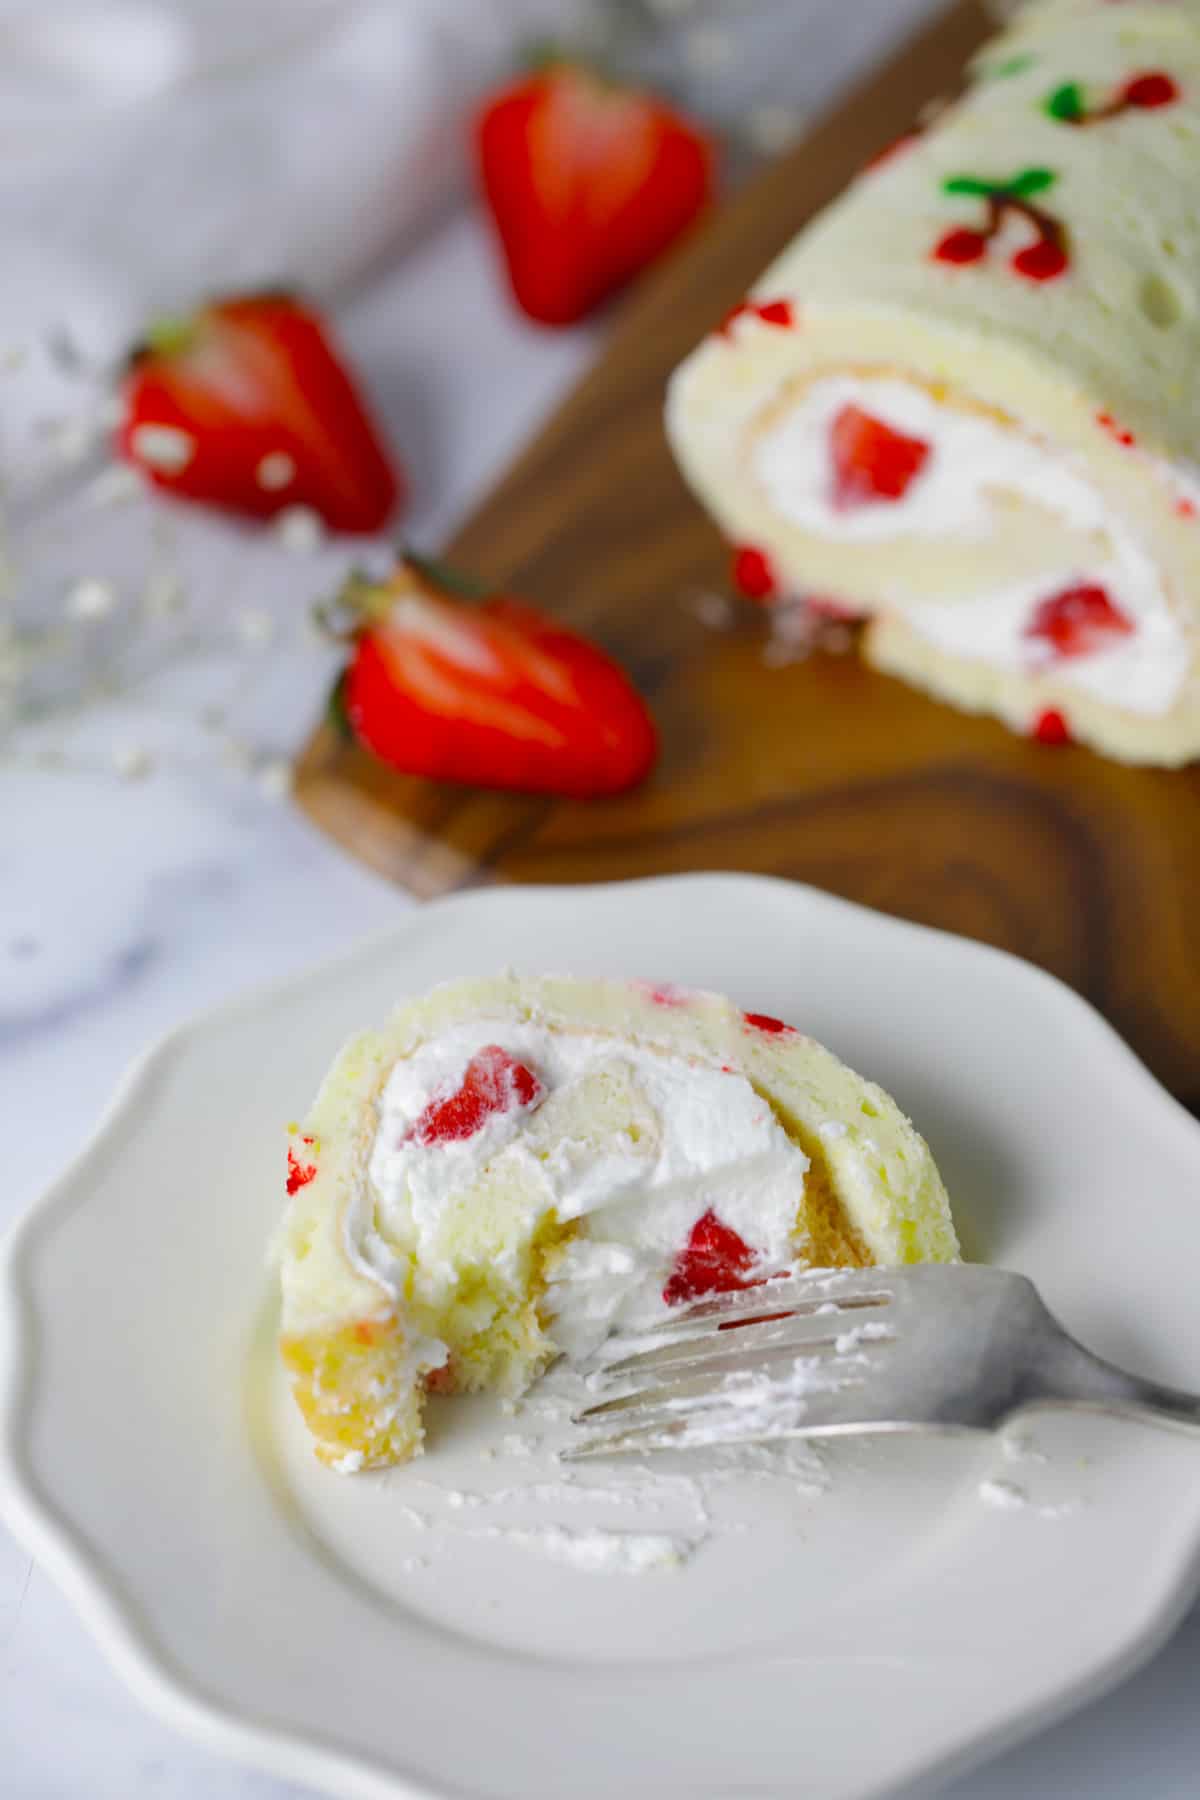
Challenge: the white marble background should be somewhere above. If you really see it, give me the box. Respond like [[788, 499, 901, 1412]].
[[3, 2, 1199, 1794]]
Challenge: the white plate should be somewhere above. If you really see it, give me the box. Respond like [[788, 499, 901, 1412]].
[[3, 874, 1200, 1800]]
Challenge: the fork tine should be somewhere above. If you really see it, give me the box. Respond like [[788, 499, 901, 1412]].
[[566, 1365, 874, 1458], [582, 1269, 897, 1371], [586, 1315, 866, 1390]]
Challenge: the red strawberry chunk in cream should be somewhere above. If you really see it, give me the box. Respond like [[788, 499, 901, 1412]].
[[286, 1139, 318, 1195], [663, 1209, 759, 1305], [408, 1045, 544, 1145], [1025, 584, 1134, 658], [744, 1011, 797, 1037], [830, 406, 931, 509]]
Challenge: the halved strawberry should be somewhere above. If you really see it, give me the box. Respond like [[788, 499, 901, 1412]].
[[408, 1046, 543, 1146], [1025, 583, 1133, 658], [830, 405, 931, 509], [476, 61, 713, 326], [335, 554, 658, 798], [118, 292, 400, 532]]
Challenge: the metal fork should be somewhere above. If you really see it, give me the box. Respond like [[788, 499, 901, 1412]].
[[568, 1266, 1200, 1458]]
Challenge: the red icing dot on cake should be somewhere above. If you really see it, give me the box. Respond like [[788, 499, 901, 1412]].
[[934, 227, 989, 265], [408, 1045, 543, 1146], [717, 298, 794, 337], [638, 981, 692, 1008], [286, 1138, 317, 1195], [1011, 238, 1069, 281], [1176, 497, 1197, 520], [1032, 708, 1073, 746], [755, 299, 795, 327], [731, 544, 778, 601], [1025, 584, 1133, 657], [830, 405, 931, 508], [663, 1209, 758, 1305], [1097, 411, 1136, 447], [743, 1010, 797, 1036]]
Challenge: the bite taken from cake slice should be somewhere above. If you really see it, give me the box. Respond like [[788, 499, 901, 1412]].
[[277, 976, 959, 1471]]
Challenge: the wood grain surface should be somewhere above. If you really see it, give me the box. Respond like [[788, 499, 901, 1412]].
[[295, 0, 1200, 1113]]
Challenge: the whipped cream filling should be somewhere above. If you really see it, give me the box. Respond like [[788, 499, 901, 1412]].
[[751, 375, 1188, 716], [360, 1019, 811, 1360]]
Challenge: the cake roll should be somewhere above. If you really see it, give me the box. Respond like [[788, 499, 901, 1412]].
[[666, 0, 1200, 763], [277, 975, 957, 1469]]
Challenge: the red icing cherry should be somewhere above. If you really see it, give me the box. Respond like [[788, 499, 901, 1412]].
[[1032, 708, 1073, 746], [663, 1209, 758, 1306], [408, 1045, 543, 1146], [286, 1138, 317, 1195], [934, 227, 988, 265], [731, 544, 777, 601], [1025, 583, 1134, 657], [830, 405, 931, 508], [1012, 238, 1069, 281], [1122, 71, 1179, 110], [744, 1010, 797, 1036]]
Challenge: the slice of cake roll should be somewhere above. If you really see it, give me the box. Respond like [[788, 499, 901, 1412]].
[[277, 975, 958, 1471], [666, 0, 1200, 763]]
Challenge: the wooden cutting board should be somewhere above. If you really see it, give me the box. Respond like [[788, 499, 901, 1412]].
[[296, 0, 1200, 1113]]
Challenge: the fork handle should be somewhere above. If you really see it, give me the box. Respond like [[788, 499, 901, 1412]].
[[1034, 1334, 1200, 1430]]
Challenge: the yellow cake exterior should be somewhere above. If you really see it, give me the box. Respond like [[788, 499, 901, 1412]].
[[278, 975, 958, 1471], [665, 0, 1200, 763]]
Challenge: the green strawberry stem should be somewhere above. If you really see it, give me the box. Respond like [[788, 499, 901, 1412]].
[[400, 548, 489, 601], [325, 668, 353, 741]]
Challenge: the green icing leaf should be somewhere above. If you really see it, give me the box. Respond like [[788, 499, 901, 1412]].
[[1009, 166, 1057, 196], [942, 175, 997, 197], [983, 52, 1035, 80], [1045, 82, 1084, 122]]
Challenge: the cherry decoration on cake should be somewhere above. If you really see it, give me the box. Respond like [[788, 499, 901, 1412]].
[[1044, 69, 1180, 124], [934, 168, 1070, 282]]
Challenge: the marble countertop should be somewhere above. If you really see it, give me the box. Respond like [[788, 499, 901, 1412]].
[[6, 58, 1200, 1800]]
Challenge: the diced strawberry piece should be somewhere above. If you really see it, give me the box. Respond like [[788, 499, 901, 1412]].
[[119, 293, 401, 532], [340, 557, 658, 798], [286, 1138, 317, 1195], [731, 544, 777, 601], [1032, 708, 1072, 746], [933, 227, 988, 265], [743, 1011, 797, 1036], [476, 63, 713, 326], [663, 1209, 758, 1306], [1011, 238, 1069, 282], [1122, 72, 1178, 110], [830, 406, 931, 509], [1025, 584, 1134, 658], [409, 1045, 544, 1146]]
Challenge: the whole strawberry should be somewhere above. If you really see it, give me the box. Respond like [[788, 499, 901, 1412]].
[[118, 292, 401, 533], [476, 60, 713, 326], [330, 553, 658, 798]]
